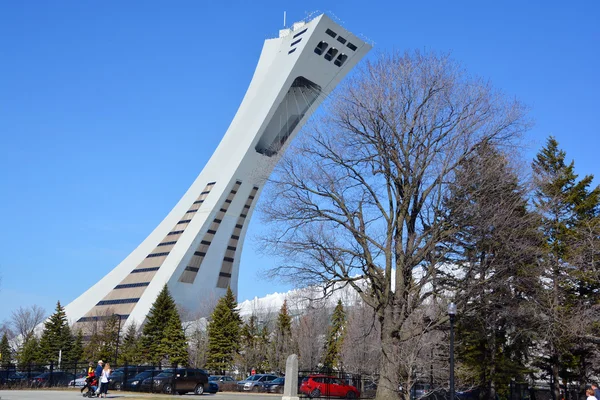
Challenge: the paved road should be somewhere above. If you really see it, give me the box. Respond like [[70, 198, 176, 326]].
[[0, 390, 281, 400]]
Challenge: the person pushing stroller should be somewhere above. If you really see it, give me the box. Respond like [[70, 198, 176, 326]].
[[82, 368, 99, 397], [80, 363, 95, 394]]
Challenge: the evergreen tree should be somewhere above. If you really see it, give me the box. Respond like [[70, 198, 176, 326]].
[[17, 334, 39, 366], [139, 284, 187, 365], [442, 144, 541, 399], [0, 332, 12, 365], [206, 287, 241, 374], [157, 310, 189, 366], [118, 323, 139, 365], [322, 300, 346, 370], [68, 329, 84, 364], [37, 301, 74, 365], [271, 300, 293, 373], [532, 137, 600, 398]]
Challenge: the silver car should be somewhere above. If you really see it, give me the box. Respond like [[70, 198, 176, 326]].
[[237, 374, 279, 391]]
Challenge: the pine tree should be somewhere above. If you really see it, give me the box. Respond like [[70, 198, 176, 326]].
[[118, 323, 139, 365], [17, 334, 39, 366], [271, 300, 293, 373], [158, 312, 189, 366], [322, 300, 346, 370], [442, 144, 541, 399], [139, 284, 187, 365], [206, 287, 241, 374], [0, 332, 12, 365], [532, 137, 600, 398], [37, 301, 74, 366], [68, 329, 84, 364]]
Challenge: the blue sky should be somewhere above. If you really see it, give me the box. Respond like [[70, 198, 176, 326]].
[[0, 0, 598, 322]]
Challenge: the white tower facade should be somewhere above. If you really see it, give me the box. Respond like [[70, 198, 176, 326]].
[[65, 14, 371, 326]]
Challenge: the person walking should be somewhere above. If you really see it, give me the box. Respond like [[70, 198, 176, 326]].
[[94, 360, 104, 394], [591, 383, 600, 400], [99, 362, 111, 398]]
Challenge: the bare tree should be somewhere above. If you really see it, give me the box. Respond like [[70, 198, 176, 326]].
[[260, 51, 529, 400], [340, 301, 381, 375], [11, 305, 46, 341], [294, 306, 329, 370]]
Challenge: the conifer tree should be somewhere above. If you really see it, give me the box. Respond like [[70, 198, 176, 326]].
[[271, 300, 293, 373], [0, 332, 12, 365], [157, 310, 189, 366], [37, 301, 74, 365], [139, 284, 188, 365], [532, 137, 600, 398], [322, 300, 346, 370], [206, 287, 241, 374], [442, 144, 541, 399], [68, 329, 84, 364], [17, 334, 39, 366], [119, 323, 139, 365]]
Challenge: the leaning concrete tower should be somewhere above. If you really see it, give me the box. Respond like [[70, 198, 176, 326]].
[[65, 14, 371, 326]]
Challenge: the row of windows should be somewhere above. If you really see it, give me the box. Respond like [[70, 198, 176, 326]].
[[179, 181, 242, 284], [158, 241, 177, 247], [217, 186, 259, 288], [325, 28, 357, 51], [114, 282, 150, 289], [168, 230, 184, 236], [131, 267, 160, 273], [186, 209, 198, 213], [77, 315, 129, 323], [96, 298, 139, 306], [178, 219, 192, 224], [193, 200, 204, 205], [293, 28, 307, 38], [147, 252, 169, 258]]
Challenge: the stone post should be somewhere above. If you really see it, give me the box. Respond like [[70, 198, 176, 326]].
[[282, 354, 299, 400]]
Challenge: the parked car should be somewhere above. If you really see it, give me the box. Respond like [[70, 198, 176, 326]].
[[209, 375, 236, 391], [261, 376, 286, 393], [69, 375, 87, 387], [238, 374, 279, 392], [7, 371, 44, 387], [31, 371, 75, 387], [206, 381, 220, 393], [139, 368, 209, 394], [300, 375, 360, 399], [109, 366, 155, 390], [125, 370, 161, 392]]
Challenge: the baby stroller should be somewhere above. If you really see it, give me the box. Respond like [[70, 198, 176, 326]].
[[82, 376, 99, 398]]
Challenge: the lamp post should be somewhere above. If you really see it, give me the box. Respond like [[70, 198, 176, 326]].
[[114, 314, 123, 366], [448, 303, 457, 400]]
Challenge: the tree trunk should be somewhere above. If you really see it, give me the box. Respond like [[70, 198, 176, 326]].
[[376, 313, 401, 400]]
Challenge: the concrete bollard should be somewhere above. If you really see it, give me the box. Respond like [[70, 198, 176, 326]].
[[282, 354, 299, 400]]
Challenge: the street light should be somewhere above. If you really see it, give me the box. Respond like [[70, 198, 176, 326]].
[[113, 314, 123, 366], [448, 303, 457, 400]]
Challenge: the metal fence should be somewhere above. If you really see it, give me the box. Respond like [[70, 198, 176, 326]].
[[0, 362, 171, 392]]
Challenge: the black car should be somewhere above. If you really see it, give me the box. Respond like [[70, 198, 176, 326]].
[[31, 371, 75, 387], [261, 377, 286, 393], [109, 366, 155, 390], [139, 368, 209, 395], [124, 370, 161, 392]]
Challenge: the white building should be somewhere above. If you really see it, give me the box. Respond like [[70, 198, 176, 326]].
[[65, 14, 372, 327]]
